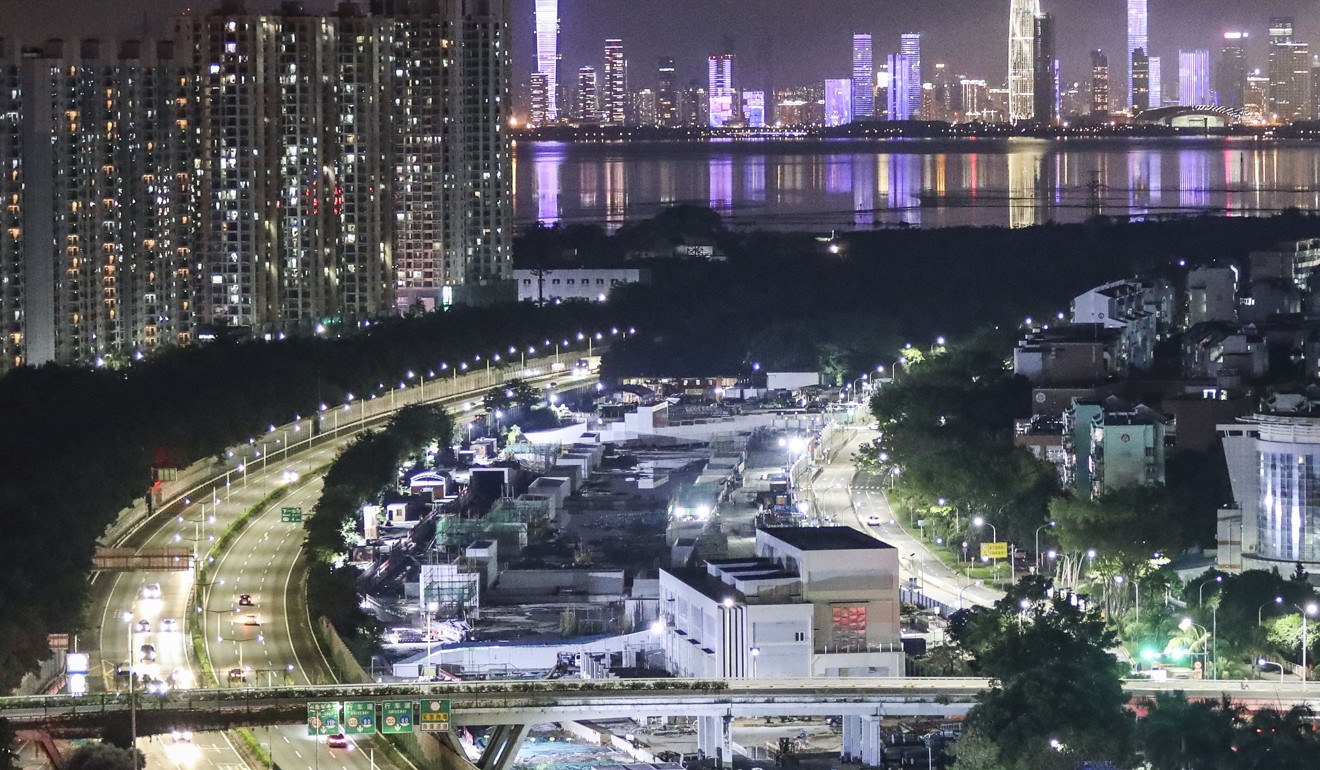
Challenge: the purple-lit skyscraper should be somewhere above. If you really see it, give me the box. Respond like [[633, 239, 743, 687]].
[[1178, 49, 1210, 105], [708, 54, 735, 127], [900, 33, 922, 120], [825, 78, 854, 126], [1127, 0, 1148, 109]]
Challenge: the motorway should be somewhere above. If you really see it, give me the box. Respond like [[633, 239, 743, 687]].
[[82, 353, 597, 770], [807, 426, 1004, 611]]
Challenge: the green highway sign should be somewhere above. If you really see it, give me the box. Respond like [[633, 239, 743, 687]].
[[281, 507, 303, 523], [419, 699, 451, 733], [343, 701, 376, 735], [381, 700, 415, 734], [307, 702, 340, 736]]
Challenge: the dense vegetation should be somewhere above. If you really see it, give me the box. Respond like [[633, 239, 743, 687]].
[[944, 577, 1320, 770], [524, 206, 1320, 380], [304, 403, 454, 661]]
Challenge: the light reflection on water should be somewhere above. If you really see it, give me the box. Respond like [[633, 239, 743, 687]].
[[513, 138, 1320, 231]]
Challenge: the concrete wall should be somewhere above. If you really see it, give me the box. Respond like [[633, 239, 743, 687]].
[[494, 569, 626, 597]]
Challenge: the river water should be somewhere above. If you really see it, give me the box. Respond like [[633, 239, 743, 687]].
[[512, 137, 1320, 231]]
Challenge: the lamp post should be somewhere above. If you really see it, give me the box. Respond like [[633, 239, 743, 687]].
[[972, 516, 996, 542], [1197, 575, 1223, 606], [908, 552, 925, 591], [1259, 596, 1284, 625], [957, 580, 980, 611], [121, 611, 136, 752], [1034, 521, 1056, 574], [1257, 658, 1286, 682], [1296, 602, 1318, 690], [749, 646, 760, 680]]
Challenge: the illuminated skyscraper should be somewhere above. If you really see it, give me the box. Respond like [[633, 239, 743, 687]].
[[1008, 0, 1038, 121], [852, 34, 874, 119], [824, 78, 853, 126], [534, 0, 559, 122], [886, 53, 913, 121], [1032, 12, 1056, 123], [1178, 49, 1210, 105], [529, 71, 549, 125], [657, 57, 678, 126], [1127, 0, 1147, 109], [1131, 47, 1150, 111], [1216, 32, 1248, 109], [708, 54, 735, 127], [742, 91, 766, 127], [1090, 50, 1110, 116], [1149, 56, 1162, 108], [1269, 18, 1312, 122], [577, 66, 599, 123], [603, 39, 626, 126], [900, 33, 921, 120]]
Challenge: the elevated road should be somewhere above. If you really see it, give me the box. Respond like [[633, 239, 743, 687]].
[[8, 677, 1320, 736]]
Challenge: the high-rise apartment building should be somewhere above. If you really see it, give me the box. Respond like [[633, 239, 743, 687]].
[[960, 79, 989, 121], [656, 57, 678, 126], [1216, 32, 1248, 109], [0, 40, 21, 369], [707, 54, 735, 127], [682, 82, 708, 126], [534, 0, 559, 121], [1090, 49, 1110, 116], [602, 39, 626, 126], [851, 34, 874, 119], [632, 89, 657, 125], [1269, 18, 1312, 123], [576, 66, 599, 123], [1131, 48, 1150, 111], [1032, 12, 1056, 123], [529, 71, 549, 125], [1178, 49, 1211, 105], [1008, 0, 1039, 121], [1127, 0, 1147, 109], [2, 0, 512, 372]]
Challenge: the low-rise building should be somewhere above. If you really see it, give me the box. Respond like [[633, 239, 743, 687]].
[[1181, 322, 1268, 379], [1064, 397, 1169, 496], [514, 267, 648, 303], [1186, 266, 1238, 324], [656, 527, 903, 679], [1013, 324, 1125, 384]]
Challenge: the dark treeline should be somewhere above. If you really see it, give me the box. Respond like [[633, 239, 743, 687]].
[[0, 305, 613, 689], [521, 207, 1320, 381]]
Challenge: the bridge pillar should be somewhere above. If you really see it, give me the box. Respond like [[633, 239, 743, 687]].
[[696, 713, 733, 768], [858, 716, 883, 767], [477, 724, 531, 770], [840, 716, 862, 761]]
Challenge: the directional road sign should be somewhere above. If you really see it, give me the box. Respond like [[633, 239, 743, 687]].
[[381, 700, 415, 734], [281, 507, 303, 523], [980, 542, 1008, 560], [344, 701, 376, 735], [419, 699, 451, 733], [307, 702, 341, 736]]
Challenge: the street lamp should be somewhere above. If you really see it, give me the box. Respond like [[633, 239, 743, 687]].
[[1296, 602, 1318, 690], [972, 516, 997, 542], [1197, 575, 1223, 606], [907, 552, 925, 590], [957, 580, 980, 610], [749, 646, 760, 679], [1034, 520, 1056, 573], [1257, 658, 1286, 682], [1259, 596, 1284, 625]]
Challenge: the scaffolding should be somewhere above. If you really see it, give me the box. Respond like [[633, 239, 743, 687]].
[[434, 512, 529, 556], [419, 555, 482, 620]]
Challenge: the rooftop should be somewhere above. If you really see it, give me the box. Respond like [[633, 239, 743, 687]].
[[760, 526, 894, 552]]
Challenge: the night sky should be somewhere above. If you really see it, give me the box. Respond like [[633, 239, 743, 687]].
[[4, 0, 1320, 94]]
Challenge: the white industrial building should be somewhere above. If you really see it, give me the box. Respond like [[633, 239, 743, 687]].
[[656, 527, 904, 679], [515, 268, 648, 304]]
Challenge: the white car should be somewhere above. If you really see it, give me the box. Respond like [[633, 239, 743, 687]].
[[159, 618, 179, 633], [170, 729, 193, 743], [141, 583, 162, 600], [866, 513, 883, 525]]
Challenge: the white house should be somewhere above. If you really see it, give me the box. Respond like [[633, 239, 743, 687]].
[[656, 527, 904, 679]]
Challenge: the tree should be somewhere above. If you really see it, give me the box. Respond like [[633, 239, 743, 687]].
[[1134, 693, 1239, 770], [1050, 487, 1189, 571], [948, 576, 1131, 769], [0, 718, 14, 770], [64, 743, 143, 770], [945, 728, 1005, 770]]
